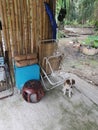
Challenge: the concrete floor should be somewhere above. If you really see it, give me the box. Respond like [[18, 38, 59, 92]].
[[0, 32, 98, 130], [0, 73, 98, 130]]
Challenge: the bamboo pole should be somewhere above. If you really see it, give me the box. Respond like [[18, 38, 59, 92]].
[[43, 0, 46, 40], [35, 0, 41, 52], [27, 0, 31, 54], [19, 0, 24, 55], [32, 0, 36, 51], [25, 0, 27, 54], [24, 0, 28, 54], [36, 1, 40, 41], [38, 0, 43, 63], [0, 0, 8, 50], [26, 0, 29, 54], [5, 0, 12, 58], [7, 0, 15, 82], [40, 0, 43, 40], [7, 0, 15, 58], [14, 0, 20, 54], [36, 0, 40, 53], [43, 0, 46, 39], [17, 0, 21, 54], [38, 0, 41, 40], [28, 1, 31, 54], [11, 0, 17, 57], [21, 0, 25, 54], [30, 0, 34, 53], [2, 0, 8, 43], [48, 0, 53, 39], [22, 0, 26, 54], [45, 0, 49, 39], [14, 0, 17, 55], [35, 0, 37, 51], [21, 0, 24, 54]]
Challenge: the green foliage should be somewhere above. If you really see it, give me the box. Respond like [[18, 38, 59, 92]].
[[56, 0, 98, 26], [78, 0, 95, 24], [94, 21, 98, 30], [82, 36, 98, 48], [93, 1, 98, 22]]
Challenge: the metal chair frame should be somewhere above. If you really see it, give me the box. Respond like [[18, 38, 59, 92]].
[[41, 53, 69, 91]]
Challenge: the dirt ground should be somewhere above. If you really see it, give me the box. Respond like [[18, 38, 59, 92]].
[[58, 27, 98, 86]]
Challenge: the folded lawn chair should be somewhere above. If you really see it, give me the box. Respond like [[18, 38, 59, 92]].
[[41, 52, 69, 91]]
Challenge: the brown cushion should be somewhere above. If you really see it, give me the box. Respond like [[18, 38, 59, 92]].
[[15, 59, 38, 67], [14, 53, 37, 61], [27, 53, 37, 60], [14, 55, 27, 61]]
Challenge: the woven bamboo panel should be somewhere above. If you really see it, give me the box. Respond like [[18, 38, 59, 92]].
[[39, 39, 58, 65], [43, 56, 62, 74]]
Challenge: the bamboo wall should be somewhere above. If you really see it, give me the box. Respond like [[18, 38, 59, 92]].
[[0, 0, 56, 57], [0, 0, 56, 82]]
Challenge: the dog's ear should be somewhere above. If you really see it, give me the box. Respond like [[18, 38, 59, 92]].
[[72, 79, 75, 85], [66, 79, 71, 85]]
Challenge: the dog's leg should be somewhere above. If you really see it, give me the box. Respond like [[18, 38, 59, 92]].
[[63, 89, 66, 95], [62, 87, 65, 95], [62, 86, 66, 95], [68, 89, 72, 98]]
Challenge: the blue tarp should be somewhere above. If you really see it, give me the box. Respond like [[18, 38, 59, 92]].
[[44, 2, 57, 39]]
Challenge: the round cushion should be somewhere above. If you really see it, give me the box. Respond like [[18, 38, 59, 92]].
[[22, 80, 45, 103]]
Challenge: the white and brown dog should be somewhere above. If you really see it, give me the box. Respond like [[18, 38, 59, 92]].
[[62, 79, 75, 97]]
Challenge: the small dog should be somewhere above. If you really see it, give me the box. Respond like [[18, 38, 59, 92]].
[[62, 79, 75, 97]]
